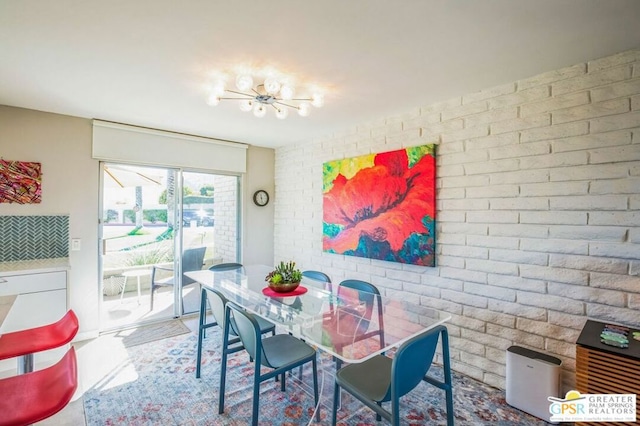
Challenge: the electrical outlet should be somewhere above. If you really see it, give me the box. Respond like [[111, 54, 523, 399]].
[[71, 238, 81, 251]]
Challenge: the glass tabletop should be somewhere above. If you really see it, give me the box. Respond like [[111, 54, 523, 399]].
[[186, 265, 450, 363]]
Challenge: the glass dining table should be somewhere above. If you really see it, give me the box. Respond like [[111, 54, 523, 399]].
[[186, 264, 450, 364]]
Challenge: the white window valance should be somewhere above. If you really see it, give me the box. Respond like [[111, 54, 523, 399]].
[[92, 120, 247, 173]]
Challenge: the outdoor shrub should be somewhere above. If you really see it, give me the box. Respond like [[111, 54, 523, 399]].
[[124, 242, 173, 266], [143, 209, 167, 224], [104, 209, 119, 223]]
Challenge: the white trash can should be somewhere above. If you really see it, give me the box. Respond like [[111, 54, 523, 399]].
[[506, 346, 562, 423]]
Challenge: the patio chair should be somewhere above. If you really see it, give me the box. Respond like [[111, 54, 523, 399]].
[[331, 325, 454, 426], [150, 246, 206, 311], [219, 302, 319, 426]]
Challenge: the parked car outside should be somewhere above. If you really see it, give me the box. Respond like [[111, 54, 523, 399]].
[[182, 210, 214, 227]]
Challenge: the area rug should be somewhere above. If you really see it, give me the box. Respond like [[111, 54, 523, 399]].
[[83, 326, 548, 425], [116, 319, 191, 348]]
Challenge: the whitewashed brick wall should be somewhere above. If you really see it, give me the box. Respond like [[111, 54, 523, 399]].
[[213, 175, 239, 262], [274, 49, 640, 391]]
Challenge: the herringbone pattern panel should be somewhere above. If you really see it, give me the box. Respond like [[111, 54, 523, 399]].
[[0, 215, 69, 261]]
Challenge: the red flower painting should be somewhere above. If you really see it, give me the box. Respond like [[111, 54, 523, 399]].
[[323, 145, 436, 266], [0, 159, 42, 204]]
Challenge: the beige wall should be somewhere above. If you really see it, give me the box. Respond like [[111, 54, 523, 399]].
[[243, 146, 275, 265], [0, 105, 275, 338], [0, 106, 100, 338], [274, 49, 640, 391]]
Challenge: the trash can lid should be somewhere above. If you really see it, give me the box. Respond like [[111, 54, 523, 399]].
[[507, 345, 562, 365]]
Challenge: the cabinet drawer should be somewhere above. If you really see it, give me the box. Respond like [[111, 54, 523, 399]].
[[0, 271, 66, 296]]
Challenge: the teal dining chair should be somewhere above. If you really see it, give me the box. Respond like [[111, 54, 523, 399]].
[[219, 302, 320, 426], [195, 287, 275, 378], [297, 270, 332, 378], [331, 324, 454, 426], [202, 262, 245, 338], [209, 262, 245, 273], [331, 279, 385, 368], [301, 270, 332, 292]]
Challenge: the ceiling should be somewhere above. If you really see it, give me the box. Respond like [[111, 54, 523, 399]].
[[1, 1, 639, 149]]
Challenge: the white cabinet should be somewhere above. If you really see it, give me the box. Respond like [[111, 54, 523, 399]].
[[0, 269, 68, 374]]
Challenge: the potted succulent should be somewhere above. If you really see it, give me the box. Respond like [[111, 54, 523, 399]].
[[265, 261, 303, 293]]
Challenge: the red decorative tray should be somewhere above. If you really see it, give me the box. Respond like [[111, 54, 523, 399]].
[[262, 285, 308, 297]]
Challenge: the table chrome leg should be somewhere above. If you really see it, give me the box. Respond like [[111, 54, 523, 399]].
[[17, 354, 33, 374]]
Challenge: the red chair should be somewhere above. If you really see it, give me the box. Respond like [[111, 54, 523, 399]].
[[0, 310, 79, 374], [0, 347, 78, 426]]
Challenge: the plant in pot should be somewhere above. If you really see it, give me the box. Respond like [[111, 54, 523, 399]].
[[265, 261, 303, 293]]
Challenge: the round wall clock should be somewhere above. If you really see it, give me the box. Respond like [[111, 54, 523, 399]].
[[253, 190, 269, 206]]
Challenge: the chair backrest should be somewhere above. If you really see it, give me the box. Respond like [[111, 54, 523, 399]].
[[182, 247, 206, 284], [209, 262, 245, 273], [203, 287, 229, 331], [0, 309, 79, 360], [389, 325, 445, 400], [302, 270, 332, 291], [338, 279, 380, 321], [225, 302, 261, 361], [0, 347, 77, 425]]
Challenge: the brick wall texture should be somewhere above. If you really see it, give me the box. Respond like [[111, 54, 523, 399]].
[[213, 175, 239, 263], [274, 49, 640, 391]]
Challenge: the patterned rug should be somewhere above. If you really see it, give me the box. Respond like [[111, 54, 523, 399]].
[[83, 326, 549, 425]]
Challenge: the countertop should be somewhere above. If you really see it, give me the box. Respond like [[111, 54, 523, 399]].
[[0, 258, 70, 276]]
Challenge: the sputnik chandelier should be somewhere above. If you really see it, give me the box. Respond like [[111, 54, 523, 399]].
[[206, 71, 325, 119]]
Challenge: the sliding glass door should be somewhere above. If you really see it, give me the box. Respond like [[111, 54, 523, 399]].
[[99, 163, 240, 330]]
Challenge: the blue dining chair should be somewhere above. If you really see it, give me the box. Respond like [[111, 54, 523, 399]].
[[195, 287, 275, 378], [219, 302, 320, 426], [331, 279, 385, 368], [209, 262, 245, 273], [301, 270, 332, 292], [202, 262, 245, 338], [331, 325, 454, 426], [297, 270, 333, 378]]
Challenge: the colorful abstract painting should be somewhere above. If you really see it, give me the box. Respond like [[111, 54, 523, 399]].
[[323, 144, 436, 266], [0, 159, 42, 204]]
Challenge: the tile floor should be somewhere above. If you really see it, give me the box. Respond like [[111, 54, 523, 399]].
[[36, 316, 202, 425], [101, 285, 201, 331]]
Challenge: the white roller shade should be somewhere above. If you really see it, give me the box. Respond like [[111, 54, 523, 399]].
[[92, 120, 247, 173]]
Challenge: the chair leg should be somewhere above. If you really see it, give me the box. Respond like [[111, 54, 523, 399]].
[[440, 327, 455, 426], [251, 363, 261, 426], [280, 373, 285, 392], [331, 381, 340, 425], [149, 285, 155, 310], [196, 289, 207, 379], [218, 323, 231, 414], [312, 357, 319, 421], [392, 397, 400, 426], [203, 296, 211, 339], [445, 387, 455, 426]]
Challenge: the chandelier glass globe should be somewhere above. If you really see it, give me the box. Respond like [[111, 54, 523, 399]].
[[206, 69, 325, 119]]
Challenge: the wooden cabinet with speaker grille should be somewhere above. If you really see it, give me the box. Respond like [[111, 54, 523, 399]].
[[575, 320, 639, 426]]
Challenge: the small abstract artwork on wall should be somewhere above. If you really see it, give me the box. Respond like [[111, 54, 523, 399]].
[[0, 159, 42, 204], [323, 144, 437, 266]]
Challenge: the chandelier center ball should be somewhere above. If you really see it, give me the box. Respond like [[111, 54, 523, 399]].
[[255, 94, 276, 105]]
